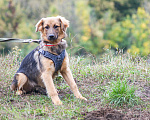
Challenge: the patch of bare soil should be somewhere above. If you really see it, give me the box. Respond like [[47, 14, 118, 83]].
[[136, 86, 150, 102], [82, 108, 124, 120], [81, 107, 150, 120]]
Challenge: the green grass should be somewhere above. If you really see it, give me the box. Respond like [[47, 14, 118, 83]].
[[0, 47, 150, 119], [103, 78, 140, 107]]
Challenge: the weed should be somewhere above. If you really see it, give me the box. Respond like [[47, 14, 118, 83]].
[[103, 78, 140, 107]]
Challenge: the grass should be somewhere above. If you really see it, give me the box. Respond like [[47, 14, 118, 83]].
[[103, 78, 140, 107], [0, 47, 150, 119]]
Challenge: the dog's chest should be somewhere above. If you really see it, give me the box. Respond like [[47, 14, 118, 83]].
[[38, 49, 65, 72]]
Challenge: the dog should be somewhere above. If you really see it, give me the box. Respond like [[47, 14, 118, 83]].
[[10, 16, 87, 105]]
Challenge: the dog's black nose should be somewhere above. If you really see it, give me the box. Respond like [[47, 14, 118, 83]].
[[48, 34, 55, 40]]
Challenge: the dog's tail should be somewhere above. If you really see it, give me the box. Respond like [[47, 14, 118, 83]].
[[10, 74, 18, 91]]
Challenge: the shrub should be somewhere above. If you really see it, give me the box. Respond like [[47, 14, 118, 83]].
[[106, 7, 150, 56]]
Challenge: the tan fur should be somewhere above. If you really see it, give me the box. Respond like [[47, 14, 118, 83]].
[[17, 73, 27, 90], [11, 16, 86, 105], [36, 16, 69, 45], [40, 57, 62, 105]]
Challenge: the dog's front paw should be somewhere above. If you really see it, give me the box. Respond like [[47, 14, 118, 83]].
[[51, 95, 63, 105], [16, 90, 23, 95], [76, 94, 87, 101], [53, 100, 63, 105], [80, 96, 87, 101]]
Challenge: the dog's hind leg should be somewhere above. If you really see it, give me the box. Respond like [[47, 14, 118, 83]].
[[10, 73, 28, 95]]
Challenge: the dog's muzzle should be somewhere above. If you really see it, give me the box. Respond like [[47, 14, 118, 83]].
[[48, 34, 57, 41]]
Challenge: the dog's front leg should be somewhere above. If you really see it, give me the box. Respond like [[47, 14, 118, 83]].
[[41, 71, 62, 105], [60, 68, 87, 101]]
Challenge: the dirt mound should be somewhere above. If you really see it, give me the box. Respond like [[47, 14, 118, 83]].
[[82, 108, 124, 120]]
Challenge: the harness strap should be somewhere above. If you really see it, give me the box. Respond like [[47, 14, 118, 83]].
[[38, 49, 65, 72]]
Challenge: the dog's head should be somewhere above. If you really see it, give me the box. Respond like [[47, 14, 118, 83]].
[[35, 16, 69, 44]]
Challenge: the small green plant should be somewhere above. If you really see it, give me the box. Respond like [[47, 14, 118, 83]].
[[103, 78, 140, 107]]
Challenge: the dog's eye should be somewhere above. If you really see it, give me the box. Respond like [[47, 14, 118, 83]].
[[45, 26, 49, 29], [54, 25, 59, 29]]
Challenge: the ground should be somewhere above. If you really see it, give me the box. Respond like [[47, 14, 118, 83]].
[[0, 49, 150, 119]]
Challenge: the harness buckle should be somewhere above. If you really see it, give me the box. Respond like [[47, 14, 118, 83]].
[[39, 49, 45, 55], [57, 56, 61, 61]]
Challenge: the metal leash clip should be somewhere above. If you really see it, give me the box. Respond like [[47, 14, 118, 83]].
[[0, 38, 41, 44]]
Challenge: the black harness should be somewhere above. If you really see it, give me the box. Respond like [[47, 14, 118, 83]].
[[38, 49, 65, 72]]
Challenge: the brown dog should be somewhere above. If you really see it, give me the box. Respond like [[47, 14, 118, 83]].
[[10, 16, 87, 105]]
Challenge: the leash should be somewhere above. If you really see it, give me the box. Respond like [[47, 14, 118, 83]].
[[0, 38, 41, 44], [0, 38, 63, 46]]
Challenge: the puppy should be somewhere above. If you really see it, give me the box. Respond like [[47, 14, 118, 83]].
[[10, 16, 87, 105]]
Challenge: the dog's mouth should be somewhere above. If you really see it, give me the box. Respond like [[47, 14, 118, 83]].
[[43, 41, 50, 43]]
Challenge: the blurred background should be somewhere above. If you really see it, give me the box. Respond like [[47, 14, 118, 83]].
[[0, 0, 150, 57]]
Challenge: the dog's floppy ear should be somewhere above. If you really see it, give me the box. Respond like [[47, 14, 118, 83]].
[[58, 16, 69, 32], [35, 18, 44, 32]]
